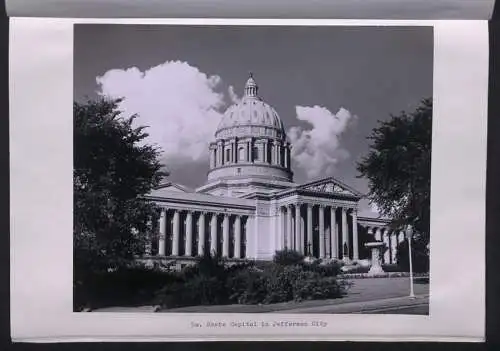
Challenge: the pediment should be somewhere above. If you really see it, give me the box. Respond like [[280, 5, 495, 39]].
[[154, 181, 192, 193], [298, 177, 362, 198]]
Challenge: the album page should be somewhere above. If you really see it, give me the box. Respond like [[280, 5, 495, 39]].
[[8, 0, 491, 343]]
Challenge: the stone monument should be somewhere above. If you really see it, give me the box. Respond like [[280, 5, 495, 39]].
[[365, 241, 385, 274]]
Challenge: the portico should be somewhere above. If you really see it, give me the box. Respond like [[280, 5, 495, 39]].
[[277, 203, 359, 261]]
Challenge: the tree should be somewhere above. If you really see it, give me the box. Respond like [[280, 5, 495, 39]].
[[395, 239, 429, 273], [74, 98, 166, 273], [357, 98, 432, 244]]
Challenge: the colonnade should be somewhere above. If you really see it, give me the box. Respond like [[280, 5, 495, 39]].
[[209, 137, 291, 169], [278, 203, 359, 261], [151, 208, 248, 259], [366, 227, 406, 264]]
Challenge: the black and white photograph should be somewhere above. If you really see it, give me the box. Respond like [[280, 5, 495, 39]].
[[73, 24, 433, 315]]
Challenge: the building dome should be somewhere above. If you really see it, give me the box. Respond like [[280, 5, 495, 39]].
[[215, 74, 286, 140], [206, 73, 293, 187]]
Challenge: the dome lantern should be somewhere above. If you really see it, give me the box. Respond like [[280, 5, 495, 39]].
[[244, 72, 258, 98]]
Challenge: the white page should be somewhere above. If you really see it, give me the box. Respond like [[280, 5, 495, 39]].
[[5, 0, 496, 19], [9, 18, 487, 342]]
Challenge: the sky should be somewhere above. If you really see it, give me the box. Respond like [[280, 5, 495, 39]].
[[74, 24, 433, 217]]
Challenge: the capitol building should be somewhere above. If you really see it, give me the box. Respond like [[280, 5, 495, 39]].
[[144, 74, 406, 266]]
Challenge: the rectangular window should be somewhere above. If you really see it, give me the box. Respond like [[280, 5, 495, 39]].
[[226, 149, 230, 162]]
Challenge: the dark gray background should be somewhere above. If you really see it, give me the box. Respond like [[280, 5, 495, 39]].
[[7, 0, 496, 19], [74, 24, 433, 217]]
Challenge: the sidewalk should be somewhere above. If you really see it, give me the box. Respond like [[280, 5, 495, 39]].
[[273, 294, 429, 314]]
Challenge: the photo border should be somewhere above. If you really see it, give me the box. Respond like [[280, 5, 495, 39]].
[[9, 18, 487, 342]]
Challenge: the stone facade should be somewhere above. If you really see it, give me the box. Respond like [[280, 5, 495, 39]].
[[144, 74, 404, 265]]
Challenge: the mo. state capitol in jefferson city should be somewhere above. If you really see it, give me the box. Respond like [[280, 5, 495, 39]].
[[144, 74, 406, 266]]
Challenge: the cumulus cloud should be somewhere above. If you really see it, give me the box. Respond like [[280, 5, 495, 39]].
[[228, 85, 241, 104], [288, 105, 354, 179], [96, 61, 225, 163]]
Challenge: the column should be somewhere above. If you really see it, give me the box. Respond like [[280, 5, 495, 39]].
[[390, 231, 397, 263], [242, 217, 247, 258], [260, 142, 265, 162], [248, 140, 252, 162], [209, 146, 214, 168], [352, 209, 359, 261], [286, 144, 291, 168], [278, 206, 284, 249], [223, 214, 230, 257], [145, 220, 152, 255], [319, 205, 325, 258], [274, 143, 277, 165], [375, 227, 382, 241], [221, 142, 225, 165], [158, 209, 166, 256], [286, 205, 293, 249], [185, 211, 193, 257], [306, 204, 313, 256], [210, 213, 218, 255], [330, 206, 338, 259], [283, 145, 288, 168], [172, 210, 180, 256], [341, 207, 349, 259], [197, 212, 206, 256], [277, 143, 282, 166], [398, 230, 405, 244], [391, 231, 398, 263], [222, 142, 227, 165], [295, 204, 301, 253], [383, 229, 390, 264], [234, 216, 242, 259], [233, 140, 237, 163], [217, 142, 222, 165], [263, 141, 268, 163]]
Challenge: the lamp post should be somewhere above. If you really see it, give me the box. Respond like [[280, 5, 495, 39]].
[[406, 224, 415, 298]]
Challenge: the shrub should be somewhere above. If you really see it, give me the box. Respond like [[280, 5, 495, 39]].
[[293, 271, 345, 302], [84, 253, 350, 310], [302, 259, 342, 277], [156, 255, 240, 308], [235, 271, 269, 304], [273, 249, 304, 266], [263, 265, 302, 303], [225, 269, 264, 304], [74, 264, 178, 310], [185, 254, 227, 279], [396, 239, 429, 273]]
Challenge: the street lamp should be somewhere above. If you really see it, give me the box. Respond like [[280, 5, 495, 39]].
[[406, 224, 415, 298]]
